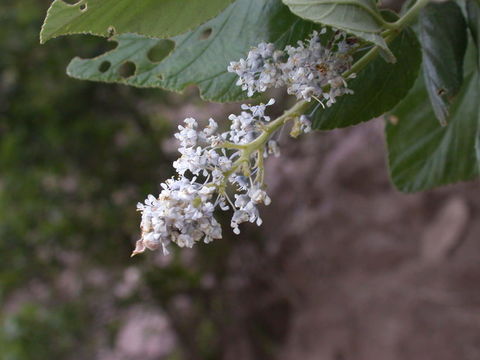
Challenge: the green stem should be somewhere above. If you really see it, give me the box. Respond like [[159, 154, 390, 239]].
[[255, 150, 265, 185], [344, 31, 398, 79], [223, 100, 309, 178], [391, 0, 430, 29], [219, 142, 247, 150], [343, 46, 378, 79]]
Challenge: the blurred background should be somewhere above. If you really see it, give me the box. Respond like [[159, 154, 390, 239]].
[[1, 1, 480, 359]]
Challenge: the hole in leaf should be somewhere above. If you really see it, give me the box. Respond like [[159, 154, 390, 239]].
[[200, 28, 213, 40], [118, 61, 136, 78], [99, 61, 111, 73], [104, 40, 118, 52], [79, 3, 87, 11], [147, 40, 175, 63], [87, 40, 117, 58]]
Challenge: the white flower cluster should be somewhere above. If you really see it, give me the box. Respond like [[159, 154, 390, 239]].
[[133, 101, 276, 256], [134, 30, 358, 256], [134, 178, 221, 256], [228, 29, 357, 105]]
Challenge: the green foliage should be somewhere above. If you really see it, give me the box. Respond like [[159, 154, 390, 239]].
[[386, 70, 479, 192], [419, 1, 467, 125], [386, 25, 480, 193], [468, 0, 480, 165], [312, 26, 421, 130], [468, 0, 480, 59], [0, 303, 91, 360], [282, 0, 395, 61], [40, 0, 234, 43], [385, 0, 480, 192], [65, 0, 319, 102]]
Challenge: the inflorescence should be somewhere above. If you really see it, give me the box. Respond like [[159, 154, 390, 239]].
[[133, 29, 357, 256], [227, 29, 357, 105]]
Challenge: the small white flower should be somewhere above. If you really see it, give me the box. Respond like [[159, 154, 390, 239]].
[[267, 140, 280, 157], [299, 115, 312, 133]]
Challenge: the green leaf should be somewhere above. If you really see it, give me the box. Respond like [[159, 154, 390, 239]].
[[419, 1, 467, 125], [467, 0, 480, 63], [385, 69, 480, 193], [40, 0, 234, 44], [312, 26, 421, 130], [66, 0, 319, 102], [281, 0, 395, 61], [469, 0, 480, 163]]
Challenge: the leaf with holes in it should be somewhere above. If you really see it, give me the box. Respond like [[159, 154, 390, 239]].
[[419, 1, 468, 126], [386, 67, 480, 193], [281, 0, 395, 62], [40, 0, 235, 44], [66, 0, 320, 102], [312, 26, 421, 130]]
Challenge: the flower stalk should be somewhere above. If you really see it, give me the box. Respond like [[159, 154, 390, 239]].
[[133, 1, 427, 255]]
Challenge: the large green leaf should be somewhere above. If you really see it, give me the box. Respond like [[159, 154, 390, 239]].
[[385, 67, 480, 193], [467, 0, 480, 162], [281, 0, 395, 61], [40, 0, 234, 44], [66, 0, 319, 102], [419, 1, 467, 126], [312, 26, 421, 130]]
